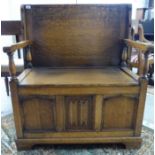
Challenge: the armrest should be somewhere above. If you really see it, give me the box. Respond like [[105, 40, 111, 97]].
[[3, 40, 33, 80], [3, 40, 32, 53], [123, 39, 154, 79], [123, 39, 153, 53]]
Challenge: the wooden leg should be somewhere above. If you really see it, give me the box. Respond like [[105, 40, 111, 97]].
[[124, 140, 142, 149], [4, 76, 9, 96], [16, 141, 34, 150]]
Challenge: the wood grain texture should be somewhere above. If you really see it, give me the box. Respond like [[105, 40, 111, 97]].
[[93, 95, 103, 131], [102, 95, 138, 129], [8, 53, 17, 79], [22, 4, 131, 67], [134, 78, 147, 136], [16, 137, 142, 150], [22, 97, 55, 131], [3, 40, 32, 53], [24, 130, 134, 138], [55, 96, 65, 131], [10, 79, 23, 138], [138, 51, 145, 76], [3, 40, 32, 79], [5, 4, 147, 150], [19, 86, 139, 96], [124, 39, 154, 53], [65, 96, 92, 130], [19, 67, 138, 86]]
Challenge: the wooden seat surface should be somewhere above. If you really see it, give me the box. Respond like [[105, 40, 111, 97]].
[[19, 67, 138, 86]]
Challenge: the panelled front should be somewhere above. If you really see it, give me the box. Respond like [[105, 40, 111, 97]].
[[20, 94, 138, 134]]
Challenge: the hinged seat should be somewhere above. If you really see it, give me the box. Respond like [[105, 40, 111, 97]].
[[18, 67, 138, 86]]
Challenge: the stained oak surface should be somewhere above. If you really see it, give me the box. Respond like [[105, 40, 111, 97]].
[[7, 4, 146, 150], [22, 4, 131, 67], [19, 67, 138, 86]]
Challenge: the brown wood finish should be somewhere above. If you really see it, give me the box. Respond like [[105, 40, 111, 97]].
[[55, 96, 65, 131], [18, 86, 139, 96], [134, 77, 147, 136], [3, 4, 149, 150], [138, 51, 144, 76], [10, 79, 23, 138], [93, 95, 103, 131], [102, 95, 138, 129], [18, 68, 138, 86], [16, 137, 142, 150], [1, 20, 23, 95], [131, 24, 154, 83], [23, 130, 134, 139], [8, 52, 17, 79], [3, 40, 32, 53], [22, 96, 55, 131], [124, 39, 154, 53], [22, 4, 131, 67], [1, 21, 22, 35], [124, 39, 154, 77], [3, 40, 32, 79]]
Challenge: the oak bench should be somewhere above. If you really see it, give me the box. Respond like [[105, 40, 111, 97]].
[[3, 4, 153, 150]]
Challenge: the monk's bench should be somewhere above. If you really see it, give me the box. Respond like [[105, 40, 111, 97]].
[[3, 4, 153, 150]]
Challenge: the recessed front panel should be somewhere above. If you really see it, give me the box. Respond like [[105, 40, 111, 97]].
[[22, 96, 56, 131], [21, 94, 138, 134], [102, 95, 138, 129]]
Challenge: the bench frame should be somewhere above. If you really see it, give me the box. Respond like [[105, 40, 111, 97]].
[[3, 5, 153, 150]]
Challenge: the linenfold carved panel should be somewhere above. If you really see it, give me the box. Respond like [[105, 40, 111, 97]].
[[65, 96, 93, 130]]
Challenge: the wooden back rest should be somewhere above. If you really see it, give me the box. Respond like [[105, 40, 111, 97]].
[[22, 4, 131, 68]]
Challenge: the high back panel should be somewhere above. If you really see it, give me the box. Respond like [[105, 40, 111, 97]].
[[22, 4, 131, 67]]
